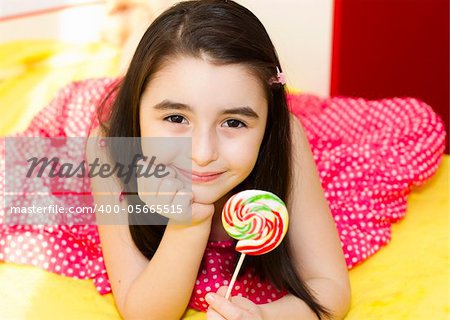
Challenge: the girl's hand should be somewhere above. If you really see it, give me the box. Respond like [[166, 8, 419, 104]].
[[206, 286, 265, 320], [137, 160, 214, 225]]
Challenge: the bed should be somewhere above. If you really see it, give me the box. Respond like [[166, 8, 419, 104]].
[[0, 39, 448, 320]]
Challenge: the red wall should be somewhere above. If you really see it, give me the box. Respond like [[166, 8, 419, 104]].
[[331, 0, 449, 153]]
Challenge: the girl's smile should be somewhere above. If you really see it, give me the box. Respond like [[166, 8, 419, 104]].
[[173, 165, 225, 183]]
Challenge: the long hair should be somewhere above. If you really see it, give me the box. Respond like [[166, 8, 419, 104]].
[[99, 1, 331, 318]]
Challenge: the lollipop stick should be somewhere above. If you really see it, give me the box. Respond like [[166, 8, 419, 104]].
[[225, 252, 246, 300]]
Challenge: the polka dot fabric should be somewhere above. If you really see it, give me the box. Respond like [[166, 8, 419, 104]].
[[0, 78, 119, 294], [287, 93, 446, 269], [188, 240, 287, 311], [0, 79, 446, 311]]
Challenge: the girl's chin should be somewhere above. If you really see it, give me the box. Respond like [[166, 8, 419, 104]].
[[191, 186, 229, 205]]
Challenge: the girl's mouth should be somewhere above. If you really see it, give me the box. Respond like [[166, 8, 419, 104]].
[[174, 167, 224, 183]]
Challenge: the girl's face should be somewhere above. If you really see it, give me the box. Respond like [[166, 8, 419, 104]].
[[139, 56, 268, 205]]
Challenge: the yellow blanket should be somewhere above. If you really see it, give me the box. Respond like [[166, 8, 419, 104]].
[[0, 40, 448, 319], [0, 40, 120, 135]]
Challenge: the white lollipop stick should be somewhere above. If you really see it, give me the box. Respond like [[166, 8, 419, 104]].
[[225, 252, 246, 300]]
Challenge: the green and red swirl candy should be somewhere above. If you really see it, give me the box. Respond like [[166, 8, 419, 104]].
[[221, 190, 289, 255]]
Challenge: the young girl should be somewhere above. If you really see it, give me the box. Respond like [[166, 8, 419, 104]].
[[0, 0, 445, 319], [89, 1, 350, 319]]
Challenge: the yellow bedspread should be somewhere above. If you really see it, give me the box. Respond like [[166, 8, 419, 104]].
[[0, 40, 448, 319], [0, 40, 120, 135]]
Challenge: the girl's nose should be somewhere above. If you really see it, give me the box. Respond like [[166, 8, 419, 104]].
[[191, 128, 218, 167]]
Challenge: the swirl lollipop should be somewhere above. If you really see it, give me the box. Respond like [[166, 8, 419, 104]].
[[221, 189, 289, 299]]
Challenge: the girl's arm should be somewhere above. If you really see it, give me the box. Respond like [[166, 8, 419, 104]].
[[119, 222, 212, 320], [97, 219, 212, 320], [87, 128, 213, 320], [261, 115, 351, 319]]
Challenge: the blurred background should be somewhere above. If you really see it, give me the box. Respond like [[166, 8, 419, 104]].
[[0, 0, 448, 152]]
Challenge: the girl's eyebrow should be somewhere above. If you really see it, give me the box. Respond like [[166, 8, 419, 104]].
[[152, 99, 259, 119]]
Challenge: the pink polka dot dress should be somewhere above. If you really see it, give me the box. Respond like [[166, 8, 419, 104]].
[[0, 78, 446, 311]]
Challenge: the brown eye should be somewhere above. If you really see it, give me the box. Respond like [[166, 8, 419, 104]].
[[165, 115, 187, 124], [223, 119, 246, 128]]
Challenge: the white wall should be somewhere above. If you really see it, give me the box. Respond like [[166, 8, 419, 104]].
[[239, 0, 333, 96], [0, 0, 94, 17], [150, 0, 333, 96], [0, 0, 106, 43]]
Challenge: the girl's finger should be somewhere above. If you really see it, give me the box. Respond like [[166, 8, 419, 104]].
[[216, 286, 229, 297], [162, 164, 177, 178], [205, 293, 247, 320], [171, 188, 193, 221], [136, 160, 161, 200], [136, 161, 177, 203], [152, 181, 186, 219], [206, 307, 227, 320], [215, 287, 256, 310], [156, 177, 185, 205]]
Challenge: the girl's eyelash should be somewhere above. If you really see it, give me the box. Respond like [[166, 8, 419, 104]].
[[163, 115, 247, 128], [164, 115, 187, 124], [223, 119, 247, 128]]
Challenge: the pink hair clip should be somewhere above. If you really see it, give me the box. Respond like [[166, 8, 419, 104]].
[[269, 67, 286, 86], [276, 67, 286, 85]]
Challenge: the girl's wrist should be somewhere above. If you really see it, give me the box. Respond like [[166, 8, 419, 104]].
[[162, 221, 212, 249], [166, 215, 213, 235]]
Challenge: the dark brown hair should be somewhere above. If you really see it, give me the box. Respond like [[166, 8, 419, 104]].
[[99, 0, 331, 318]]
